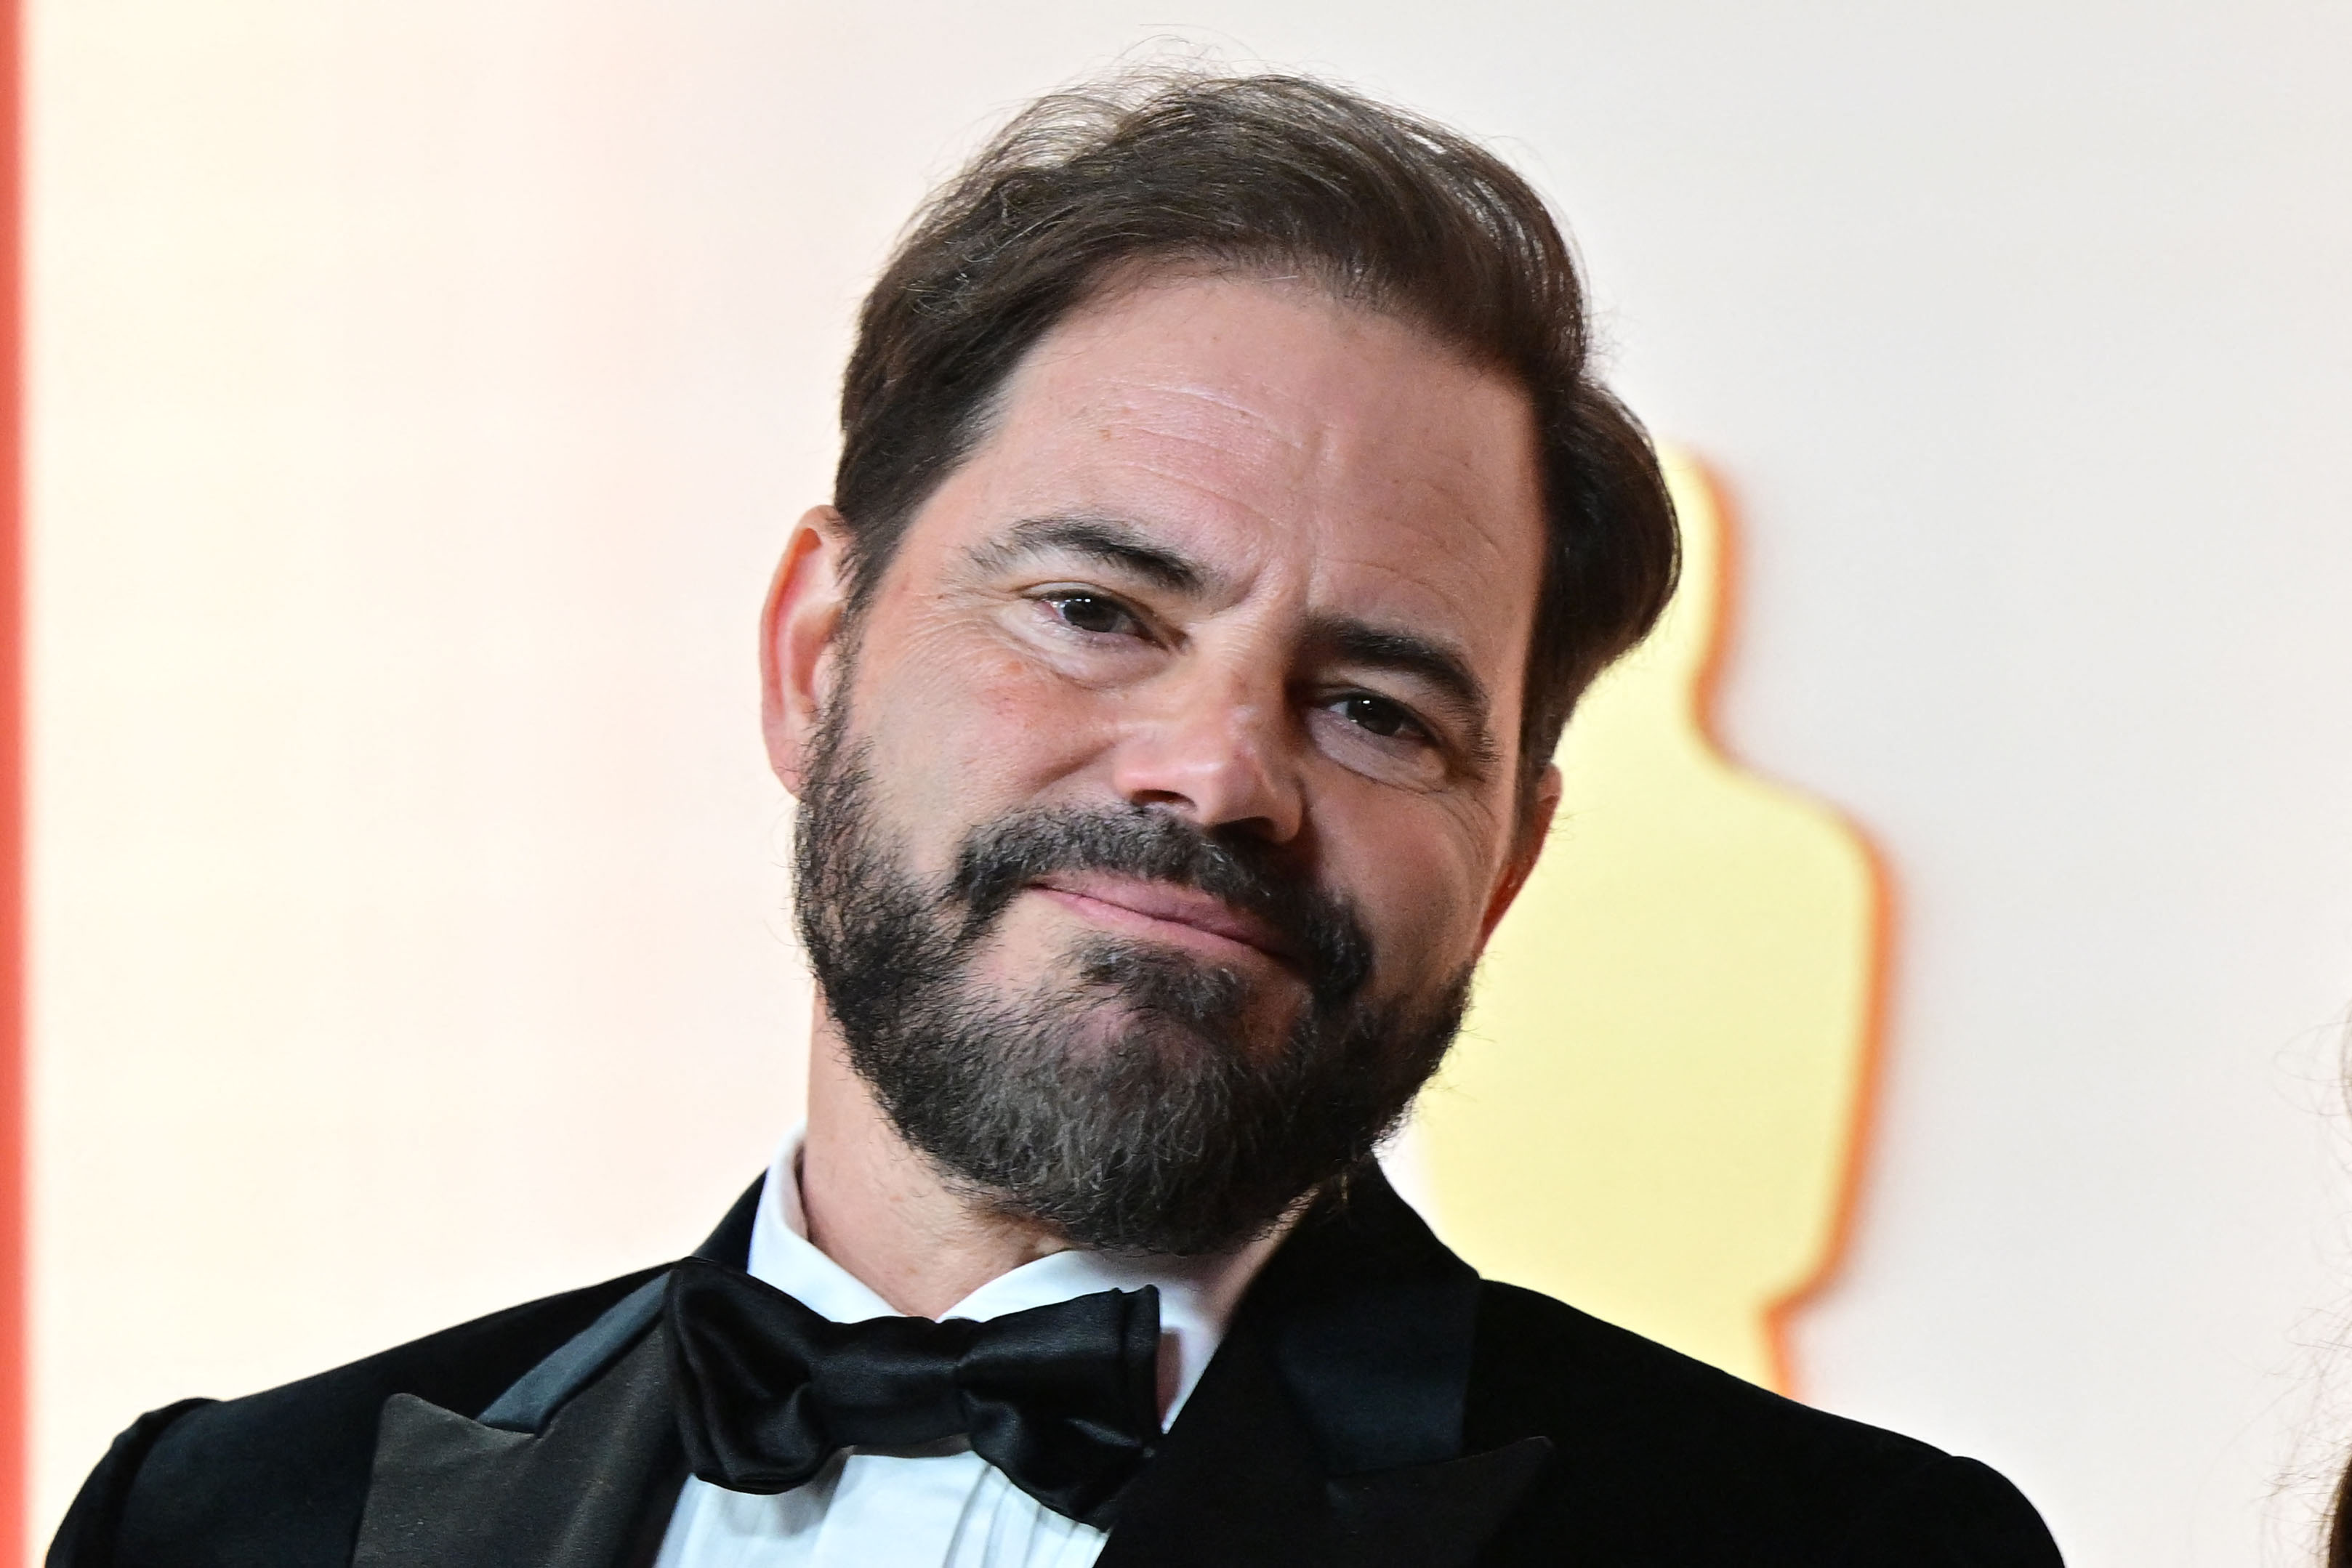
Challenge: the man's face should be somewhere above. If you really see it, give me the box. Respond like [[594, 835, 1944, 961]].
[[770, 271, 1554, 1251]]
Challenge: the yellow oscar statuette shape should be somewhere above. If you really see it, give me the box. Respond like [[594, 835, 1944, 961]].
[[1418, 446, 1882, 1393]]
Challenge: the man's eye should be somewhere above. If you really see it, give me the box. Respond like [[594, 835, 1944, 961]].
[[1040, 592, 1140, 637], [1333, 693, 1422, 741]]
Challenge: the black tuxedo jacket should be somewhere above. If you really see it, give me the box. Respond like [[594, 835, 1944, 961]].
[[51, 1168, 2061, 1567]]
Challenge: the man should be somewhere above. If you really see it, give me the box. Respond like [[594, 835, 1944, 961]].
[[53, 71, 2063, 1567]]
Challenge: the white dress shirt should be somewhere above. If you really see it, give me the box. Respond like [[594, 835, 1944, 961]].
[[653, 1129, 1284, 1568]]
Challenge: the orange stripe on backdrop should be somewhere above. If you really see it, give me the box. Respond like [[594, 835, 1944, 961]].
[[0, 0, 21, 1558]]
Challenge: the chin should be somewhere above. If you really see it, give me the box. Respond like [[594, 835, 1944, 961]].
[[1068, 937, 1301, 1049]]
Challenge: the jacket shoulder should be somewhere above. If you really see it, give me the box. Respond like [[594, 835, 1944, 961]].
[[49, 1266, 665, 1568], [1467, 1282, 2061, 1567]]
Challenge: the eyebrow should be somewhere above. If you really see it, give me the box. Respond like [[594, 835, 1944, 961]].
[[1309, 613, 1499, 767], [967, 515, 1214, 594]]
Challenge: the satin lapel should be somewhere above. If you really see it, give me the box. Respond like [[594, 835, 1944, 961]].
[[353, 1325, 684, 1568], [353, 1180, 751, 1568], [1099, 1166, 1550, 1568], [1092, 1301, 1329, 1568]]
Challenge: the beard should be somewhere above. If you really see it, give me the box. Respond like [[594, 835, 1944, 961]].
[[792, 705, 1473, 1256]]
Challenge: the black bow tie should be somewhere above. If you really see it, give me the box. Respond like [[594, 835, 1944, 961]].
[[663, 1256, 1164, 1529]]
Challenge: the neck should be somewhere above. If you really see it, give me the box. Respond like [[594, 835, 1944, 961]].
[[799, 1011, 1071, 1317]]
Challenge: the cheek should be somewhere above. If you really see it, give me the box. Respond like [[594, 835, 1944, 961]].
[[1320, 797, 1497, 987], [846, 607, 1118, 851]]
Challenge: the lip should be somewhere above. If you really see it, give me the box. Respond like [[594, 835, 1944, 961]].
[[1028, 873, 1297, 968]]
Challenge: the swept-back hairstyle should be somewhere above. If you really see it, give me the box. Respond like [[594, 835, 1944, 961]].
[[834, 69, 1680, 812]]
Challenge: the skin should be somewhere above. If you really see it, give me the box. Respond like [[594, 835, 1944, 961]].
[[760, 270, 1562, 1317]]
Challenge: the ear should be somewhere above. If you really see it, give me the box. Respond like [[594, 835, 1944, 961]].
[[760, 506, 852, 796], [1477, 762, 1561, 945]]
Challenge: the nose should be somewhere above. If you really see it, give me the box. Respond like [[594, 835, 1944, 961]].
[[1106, 660, 1305, 844]]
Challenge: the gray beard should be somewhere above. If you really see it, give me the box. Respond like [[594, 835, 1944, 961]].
[[791, 712, 1472, 1256]]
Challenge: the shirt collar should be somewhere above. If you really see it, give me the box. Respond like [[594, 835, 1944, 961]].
[[744, 1123, 1287, 1422]]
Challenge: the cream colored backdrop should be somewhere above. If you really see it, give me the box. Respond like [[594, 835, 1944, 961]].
[[27, 7, 2352, 1566]]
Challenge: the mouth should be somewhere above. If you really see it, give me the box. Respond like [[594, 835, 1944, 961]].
[[1028, 873, 1300, 970]]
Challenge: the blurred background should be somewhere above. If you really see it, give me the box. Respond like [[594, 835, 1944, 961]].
[[21, 4, 2352, 1562]]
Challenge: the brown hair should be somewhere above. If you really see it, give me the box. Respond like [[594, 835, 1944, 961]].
[[834, 69, 1680, 812]]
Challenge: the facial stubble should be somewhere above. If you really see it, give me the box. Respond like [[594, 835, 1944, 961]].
[[792, 700, 1473, 1256]]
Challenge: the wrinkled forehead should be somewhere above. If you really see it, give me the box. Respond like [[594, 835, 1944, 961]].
[[955, 272, 1549, 688]]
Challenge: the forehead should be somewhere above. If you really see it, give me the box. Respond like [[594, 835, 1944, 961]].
[[914, 273, 1547, 684]]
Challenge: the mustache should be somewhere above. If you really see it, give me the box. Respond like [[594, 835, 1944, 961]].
[[946, 806, 1374, 1007]]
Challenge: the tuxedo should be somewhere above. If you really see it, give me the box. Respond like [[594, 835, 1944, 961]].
[[51, 1168, 2061, 1567]]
